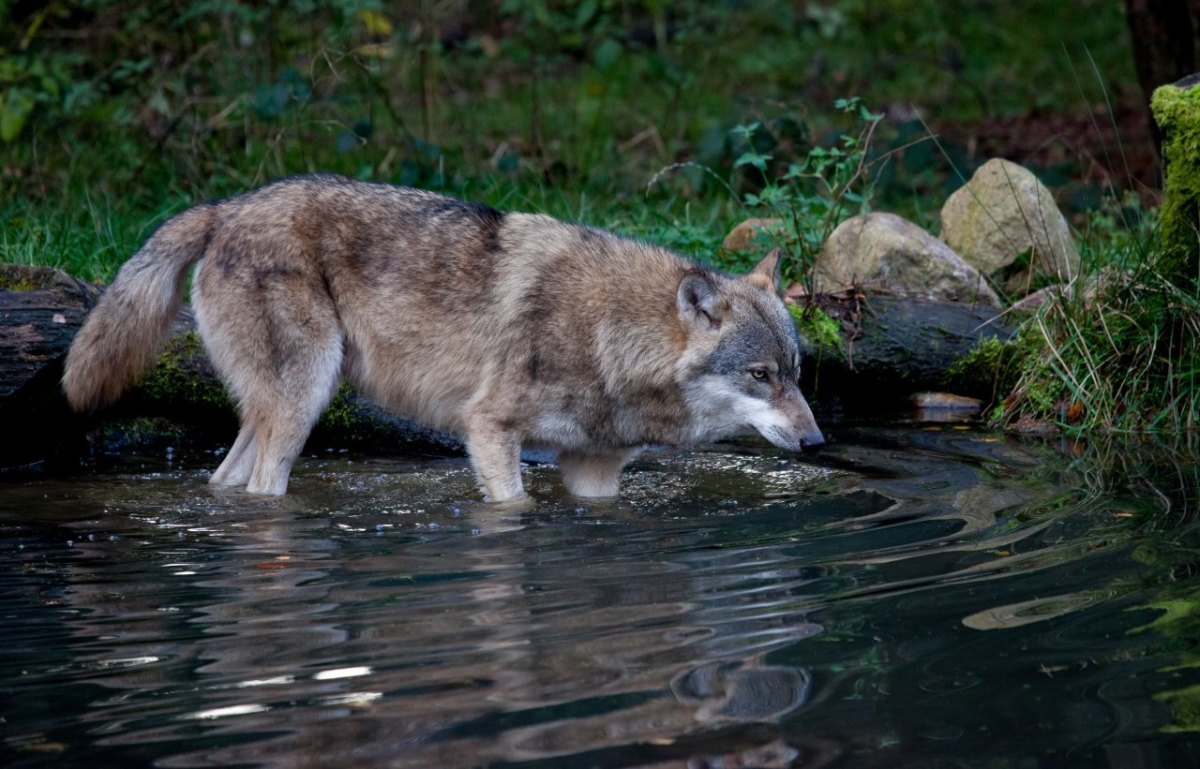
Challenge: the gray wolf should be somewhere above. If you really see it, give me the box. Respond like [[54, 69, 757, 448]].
[[63, 175, 823, 500]]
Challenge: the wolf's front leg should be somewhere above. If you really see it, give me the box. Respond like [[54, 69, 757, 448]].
[[464, 416, 525, 503], [558, 448, 639, 498]]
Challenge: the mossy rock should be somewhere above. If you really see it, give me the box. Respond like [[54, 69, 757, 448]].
[[790, 304, 845, 363], [1151, 76, 1200, 280], [310, 383, 462, 453]]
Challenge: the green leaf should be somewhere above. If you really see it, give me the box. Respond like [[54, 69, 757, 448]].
[[731, 122, 760, 140], [735, 151, 771, 172], [0, 88, 35, 141], [859, 105, 884, 121], [593, 38, 621, 70], [575, 0, 597, 28]]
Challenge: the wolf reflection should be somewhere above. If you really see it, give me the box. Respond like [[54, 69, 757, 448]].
[[51, 479, 821, 767]]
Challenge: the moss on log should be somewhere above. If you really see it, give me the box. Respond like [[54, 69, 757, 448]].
[[799, 292, 1016, 409]]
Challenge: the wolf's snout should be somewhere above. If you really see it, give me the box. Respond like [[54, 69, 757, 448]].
[[799, 427, 825, 452], [788, 392, 823, 452]]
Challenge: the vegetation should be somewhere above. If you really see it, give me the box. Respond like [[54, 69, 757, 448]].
[[996, 202, 1200, 436], [2, 1, 1138, 277], [4, 0, 1197, 434], [1151, 81, 1200, 283]]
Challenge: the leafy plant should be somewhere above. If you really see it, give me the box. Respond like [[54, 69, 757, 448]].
[[729, 97, 884, 288]]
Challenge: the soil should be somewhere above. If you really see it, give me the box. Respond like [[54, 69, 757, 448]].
[[935, 92, 1161, 200]]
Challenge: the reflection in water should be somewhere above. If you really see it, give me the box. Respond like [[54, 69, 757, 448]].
[[671, 661, 812, 722], [2, 430, 1200, 767]]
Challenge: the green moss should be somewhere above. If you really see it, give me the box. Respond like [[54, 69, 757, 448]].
[[137, 331, 235, 412], [943, 333, 1037, 403], [317, 383, 363, 433], [789, 304, 844, 362], [1151, 82, 1200, 279], [98, 417, 189, 451], [0, 264, 61, 291]]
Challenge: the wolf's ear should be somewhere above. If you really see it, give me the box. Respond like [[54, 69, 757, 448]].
[[677, 271, 725, 333], [745, 248, 783, 295]]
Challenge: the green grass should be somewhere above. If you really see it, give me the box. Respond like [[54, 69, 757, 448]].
[[1, 0, 1138, 282], [995, 199, 1200, 436], [7, 1, 1193, 434]]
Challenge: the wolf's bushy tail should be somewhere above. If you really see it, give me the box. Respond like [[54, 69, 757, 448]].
[[63, 205, 217, 412]]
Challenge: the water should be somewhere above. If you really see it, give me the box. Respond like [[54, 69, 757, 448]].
[[3, 426, 1200, 768]]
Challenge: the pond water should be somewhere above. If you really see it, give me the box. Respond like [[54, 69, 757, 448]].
[[3, 426, 1200, 768]]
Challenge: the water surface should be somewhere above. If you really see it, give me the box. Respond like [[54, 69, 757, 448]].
[[3, 427, 1200, 768]]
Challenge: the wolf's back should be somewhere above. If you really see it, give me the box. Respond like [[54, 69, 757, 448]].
[[63, 205, 217, 412]]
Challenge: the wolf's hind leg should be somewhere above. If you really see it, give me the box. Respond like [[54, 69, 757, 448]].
[[559, 448, 639, 498], [210, 424, 257, 487], [195, 260, 344, 496], [242, 342, 343, 496]]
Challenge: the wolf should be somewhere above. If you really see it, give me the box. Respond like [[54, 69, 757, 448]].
[[63, 175, 823, 501]]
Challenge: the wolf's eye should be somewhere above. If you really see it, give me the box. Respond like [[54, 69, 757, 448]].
[[750, 368, 769, 381]]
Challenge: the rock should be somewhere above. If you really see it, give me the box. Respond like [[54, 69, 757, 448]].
[[723, 218, 787, 252], [783, 282, 808, 303], [911, 392, 983, 411], [940, 158, 1080, 294], [827, 293, 1015, 397], [814, 212, 1001, 306]]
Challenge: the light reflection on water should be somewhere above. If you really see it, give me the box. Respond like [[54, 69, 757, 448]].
[[2, 428, 1200, 768]]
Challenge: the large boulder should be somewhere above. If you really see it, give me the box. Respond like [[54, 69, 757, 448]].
[[940, 158, 1080, 295], [814, 212, 1001, 306]]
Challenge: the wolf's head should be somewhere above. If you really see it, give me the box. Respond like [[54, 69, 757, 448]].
[[676, 249, 825, 452]]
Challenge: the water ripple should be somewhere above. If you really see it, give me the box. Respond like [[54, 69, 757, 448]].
[[2, 430, 1199, 767]]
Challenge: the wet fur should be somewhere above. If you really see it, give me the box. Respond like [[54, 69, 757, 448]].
[[63, 175, 822, 499]]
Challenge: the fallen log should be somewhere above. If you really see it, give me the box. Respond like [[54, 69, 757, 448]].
[[0, 265, 100, 398], [0, 266, 101, 466], [0, 266, 1016, 468], [799, 291, 1016, 409]]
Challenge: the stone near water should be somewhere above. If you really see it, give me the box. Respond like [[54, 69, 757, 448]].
[[0, 265, 99, 399], [940, 158, 1079, 296], [814, 212, 1001, 306]]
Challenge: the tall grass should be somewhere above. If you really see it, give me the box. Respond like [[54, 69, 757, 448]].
[[1, 1, 1137, 282], [999, 202, 1200, 436]]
